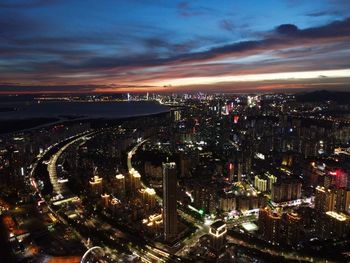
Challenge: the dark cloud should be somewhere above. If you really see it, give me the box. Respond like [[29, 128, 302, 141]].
[[219, 19, 235, 32], [0, 85, 96, 93], [1, 15, 350, 91], [306, 10, 341, 17], [85, 18, 350, 69], [0, 0, 59, 8], [276, 24, 299, 35], [176, 1, 214, 17], [144, 37, 170, 49], [0, 12, 45, 38], [300, 18, 350, 38]]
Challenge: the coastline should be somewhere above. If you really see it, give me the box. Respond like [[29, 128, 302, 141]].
[[0, 108, 170, 135]]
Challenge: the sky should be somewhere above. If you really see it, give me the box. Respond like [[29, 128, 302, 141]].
[[0, 0, 349, 94]]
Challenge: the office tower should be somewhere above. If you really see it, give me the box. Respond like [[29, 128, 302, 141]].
[[115, 174, 126, 198], [314, 186, 336, 213], [162, 162, 177, 242], [209, 220, 227, 253], [254, 175, 267, 192]]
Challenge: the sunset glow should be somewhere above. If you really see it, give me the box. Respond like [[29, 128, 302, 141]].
[[0, 0, 349, 93]]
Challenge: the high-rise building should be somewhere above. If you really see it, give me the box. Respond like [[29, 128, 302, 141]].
[[314, 186, 336, 213], [316, 211, 350, 239], [110, 197, 121, 216], [209, 220, 227, 253], [89, 175, 103, 196], [258, 207, 281, 245], [115, 174, 125, 198], [162, 162, 178, 242], [254, 175, 267, 192], [101, 193, 110, 207], [129, 169, 141, 192], [272, 180, 301, 202], [266, 173, 277, 191], [237, 161, 243, 182], [281, 212, 301, 246], [259, 208, 303, 246], [336, 188, 350, 214], [228, 162, 234, 182], [144, 187, 156, 210]]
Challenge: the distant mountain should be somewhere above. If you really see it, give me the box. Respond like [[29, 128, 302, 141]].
[[296, 90, 350, 104]]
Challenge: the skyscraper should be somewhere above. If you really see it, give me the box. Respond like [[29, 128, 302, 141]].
[[209, 220, 227, 253], [115, 174, 125, 198], [254, 175, 267, 192], [162, 162, 177, 242], [314, 186, 336, 213]]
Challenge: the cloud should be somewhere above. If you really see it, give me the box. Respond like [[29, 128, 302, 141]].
[[176, 1, 214, 17], [73, 17, 350, 71], [306, 10, 341, 17], [1, 15, 350, 92], [219, 19, 235, 32], [275, 24, 299, 35], [0, 0, 59, 8]]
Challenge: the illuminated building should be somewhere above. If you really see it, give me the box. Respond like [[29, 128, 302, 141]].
[[315, 186, 350, 214], [101, 193, 110, 207], [209, 220, 227, 253], [336, 188, 350, 214], [258, 208, 281, 245], [314, 186, 336, 213], [129, 169, 141, 192], [317, 211, 350, 239], [162, 162, 177, 242], [144, 187, 156, 210], [237, 196, 250, 211], [142, 213, 162, 233], [254, 175, 267, 192], [115, 174, 125, 198], [281, 212, 301, 245], [179, 154, 191, 178], [192, 182, 218, 214], [309, 162, 348, 189], [326, 169, 348, 189], [271, 180, 301, 202], [219, 193, 236, 212], [228, 162, 234, 182], [174, 110, 181, 122], [110, 197, 121, 216], [237, 162, 243, 182], [266, 173, 277, 191], [89, 175, 103, 196]]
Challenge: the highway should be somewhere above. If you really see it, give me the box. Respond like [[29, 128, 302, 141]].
[[28, 129, 122, 260], [47, 132, 95, 198]]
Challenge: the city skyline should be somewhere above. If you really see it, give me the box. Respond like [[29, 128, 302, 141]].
[[1, 93, 350, 262], [0, 0, 350, 94]]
